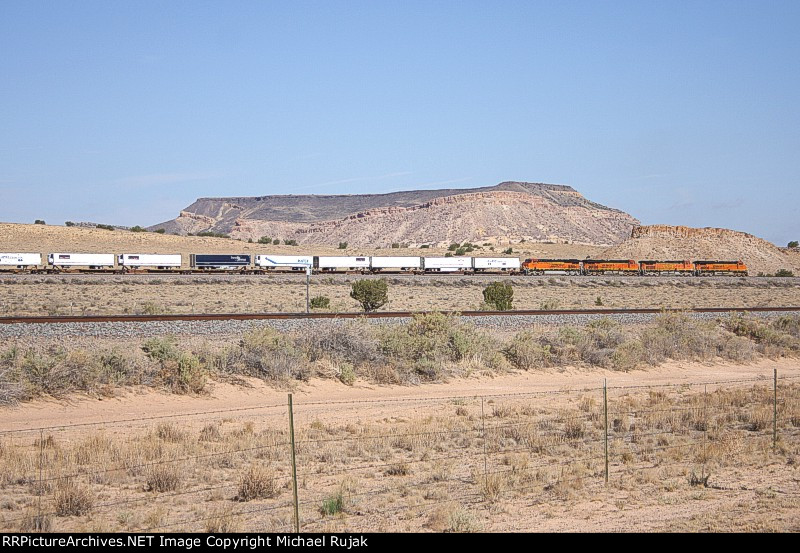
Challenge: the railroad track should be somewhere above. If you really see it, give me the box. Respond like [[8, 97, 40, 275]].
[[1, 306, 798, 324]]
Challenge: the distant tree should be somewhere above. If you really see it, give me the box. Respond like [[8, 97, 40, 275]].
[[283, 239, 298, 246], [789, 241, 799, 248], [483, 282, 514, 311], [64, 221, 75, 227], [448, 243, 460, 251], [272, 238, 280, 245], [96, 224, 115, 231], [130, 226, 147, 232], [419, 244, 430, 249], [34, 220, 46, 225], [338, 242, 348, 249], [503, 247, 513, 255], [775, 269, 794, 277], [391, 243, 400, 249], [154, 229, 166, 234], [350, 279, 388, 312], [258, 236, 272, 244], [455, 247, 466, 256]]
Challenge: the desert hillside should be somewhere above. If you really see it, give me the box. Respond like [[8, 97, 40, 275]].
[[150, 181, 640, 247], [0, 222, 605, 263], [601, 225, 800, 275]]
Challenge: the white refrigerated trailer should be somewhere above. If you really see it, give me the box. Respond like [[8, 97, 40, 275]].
[[48, 253, 115, 270], [118, 254, 182, 271], [254, 255, 313, 271], [0, 253, 42, 271], [472, 257, 521, 272], [422, 257, 473, 272], [369, 256, 423, 272]]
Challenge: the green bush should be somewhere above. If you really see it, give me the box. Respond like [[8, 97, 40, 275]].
[[774, 269, 794, 277], [350, 279, 388, 312], [310, 296, 330, 309], [338, 242, 348, 249], [154, 228, 166, 234], [504, 332, 552, 370], [788, 241, 798, 248], [283, 239, 298, 246], [64, 221, 75, 227], [483, 282, 513, 311], [258, 236, 272, 244], [130, 226, 147, 233], [34, 220, 46, 225]]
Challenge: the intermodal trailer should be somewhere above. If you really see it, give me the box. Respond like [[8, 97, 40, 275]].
[[472, 257, 520, 272], [582, 259, 640, 275], [189, 254, 251, 271], [48, 253, 115, 270], [118, 254, 182, 271], [694, 260, 748, 277], [0, 253, 42, 270], [422, 257, 473, 273], [369, 256, 423, 272], [254, 255, 313, 271], [314, 256, 370, 272], [639, 260, 694, 276], [521, 259, 581, 275]]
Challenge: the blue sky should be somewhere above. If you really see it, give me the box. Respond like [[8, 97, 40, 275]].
[[1, 1, 798, 245]]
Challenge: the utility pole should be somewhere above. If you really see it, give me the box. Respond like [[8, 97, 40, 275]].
[[306, 266, 311, 313]]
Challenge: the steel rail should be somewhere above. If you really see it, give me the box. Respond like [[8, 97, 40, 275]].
[[0, 306, 797, 324]]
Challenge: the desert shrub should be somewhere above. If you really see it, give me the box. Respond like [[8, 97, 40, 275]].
[[142, 337, 206, 394], [378, 313, 501, 380], [130, 226, 147, 232], [483, 282, 513, 311], [154, 228, 166, 234], [64, 221, 75, 227], [504, 332, 552, 370], [34, 219, 46, 225], [337, 362, 356, 385], [95, 223, 115, 231], [237, 465, 278, 501], [724, 314, 800, 354], [54, 479, 93, 516], [338, 242, 348, 249], [258, 236, 272, 244], [309, 296, 330, 309], [297, 321, 382, 367], [609, 341, 645, 371], [350, 279, 388, 312], [283, 239, 298, 246], [228, 328, 308, 382], [145, 465, 181, 492], [789, 241, 799, 248], [774, 269, 794, 277]]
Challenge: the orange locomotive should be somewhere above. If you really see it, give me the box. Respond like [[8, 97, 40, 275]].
[[521, 258, 582, 275], [582, 259, 640, 275], [693, 260, 748, 277], [639, 260, 694, 276]]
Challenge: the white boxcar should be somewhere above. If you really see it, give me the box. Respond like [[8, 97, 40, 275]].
[[316, 256, 371, 271], [370, 256, 423, 271], [473, 257, 521, 271], [48, 253, 115, 267], [255, 255, 313, 269], [423, 257, 473, 272], [118, 254, 182, 268], [0, 253, 42, 267]]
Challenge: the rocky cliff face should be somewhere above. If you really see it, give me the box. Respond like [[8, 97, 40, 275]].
[[602, 225, 800, 275], [150, 182, 640, 247]]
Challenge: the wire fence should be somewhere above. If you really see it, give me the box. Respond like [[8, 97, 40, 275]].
[[0, 370, 798, 532]]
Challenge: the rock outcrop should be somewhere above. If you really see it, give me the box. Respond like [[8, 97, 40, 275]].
[[150, 181, 640, 247], [602, 225, 800, 275]]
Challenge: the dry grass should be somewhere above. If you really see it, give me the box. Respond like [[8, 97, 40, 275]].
[[0, 379, 797, 532]]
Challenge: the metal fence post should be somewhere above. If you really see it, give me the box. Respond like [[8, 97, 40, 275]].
[[38, 430, 44, 532], [603, 379, 608, 484], [774, 368, 778, 453], [288, 394, 300, 533], [481, 397, 488, 478]]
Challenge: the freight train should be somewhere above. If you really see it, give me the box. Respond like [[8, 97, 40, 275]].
[[0, 252, 749, 276]]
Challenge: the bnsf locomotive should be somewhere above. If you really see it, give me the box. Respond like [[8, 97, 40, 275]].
[[0, 252, 748, 276]]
